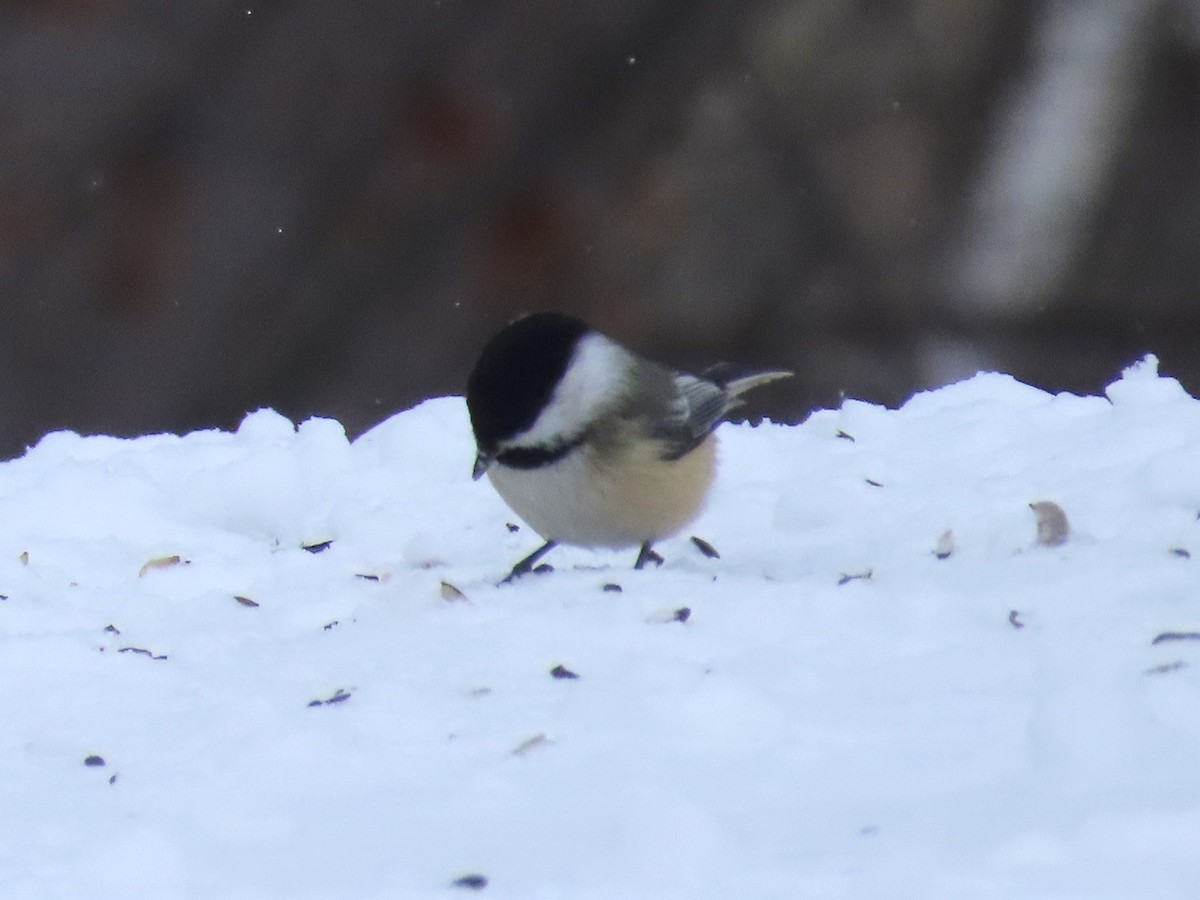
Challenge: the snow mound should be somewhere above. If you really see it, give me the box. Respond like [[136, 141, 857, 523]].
[[2, 357, 1199, 898]]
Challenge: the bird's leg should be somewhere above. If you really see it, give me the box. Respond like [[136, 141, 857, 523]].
[[634, 542, 664, 570], [500, 540, 558, 585]]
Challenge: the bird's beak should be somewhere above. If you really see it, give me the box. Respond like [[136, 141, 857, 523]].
[[472, 453, 493, 481]]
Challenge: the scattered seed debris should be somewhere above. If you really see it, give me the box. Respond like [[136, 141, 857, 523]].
[[837, 569, 873, 586], [645, 606, 692, 624], [234, 595, 259, 608], [84, 755, 106, 767], [934, 530, 955, 560], [835, 429, 856, 442], [1145, 661, 1187, 676], [690, 536, 720, 559], [451, 874, 488, 891], [139, 555, 183, 577], [440, 581, 470, 602], [505, 522, 520, 533], [512, 733, 552, 756], [104, 624, 121, 635], [308, 688, 352, 707], [1151, 631, 1200, 646], [1170, 547, 1191, 559], [355, 573, 381, 582], [302, 540, 334, 554], [550, 664, 579, 680], [118, 647, 168, 661], [1008, 610, 1025, 630], [322, 620, 339, 631], [602, 583, 623, 593], [19, 551, 28, 565], [1030, 501, 1070, 547], [108, 773, 118, 785], [864, 478, 884, 488]]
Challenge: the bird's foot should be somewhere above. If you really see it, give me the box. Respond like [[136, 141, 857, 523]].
[[633, 543, 664, 570], [499, 540, 558, 585]]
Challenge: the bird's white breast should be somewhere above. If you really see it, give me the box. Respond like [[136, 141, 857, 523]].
[[487, 434, 717, 550]]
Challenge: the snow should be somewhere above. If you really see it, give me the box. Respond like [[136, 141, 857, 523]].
[[3, 355, 1200, 899]]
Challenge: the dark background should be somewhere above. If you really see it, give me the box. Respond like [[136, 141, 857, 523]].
[[2, 0, 1198, 456]]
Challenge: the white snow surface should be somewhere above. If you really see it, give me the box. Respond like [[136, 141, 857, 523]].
[[3, 356, 1200, 899]]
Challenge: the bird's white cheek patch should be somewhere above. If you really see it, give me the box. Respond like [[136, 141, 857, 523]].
[[512, 333, 628, 448]]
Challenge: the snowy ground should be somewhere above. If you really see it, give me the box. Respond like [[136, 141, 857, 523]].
[[2, 356, 1200, 899]]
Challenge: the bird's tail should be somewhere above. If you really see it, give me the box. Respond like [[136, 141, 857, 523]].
[[703, 366, 791, 417], [723, 369, 792, 399]]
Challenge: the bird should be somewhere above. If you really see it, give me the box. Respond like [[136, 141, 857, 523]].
[[465, 311, 790, 583]]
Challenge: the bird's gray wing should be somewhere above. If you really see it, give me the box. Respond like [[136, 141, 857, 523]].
[[651, 367, 792, 460], [653, 373, 731, 460]]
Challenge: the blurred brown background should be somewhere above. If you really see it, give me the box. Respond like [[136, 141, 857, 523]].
[[2, 0, 1198, 456]]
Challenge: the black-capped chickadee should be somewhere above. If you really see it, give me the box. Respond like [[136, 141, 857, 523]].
[[466, 311, 790, 583]]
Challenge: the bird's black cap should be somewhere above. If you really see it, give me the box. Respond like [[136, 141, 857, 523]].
[[466, 312, 590, 453]]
